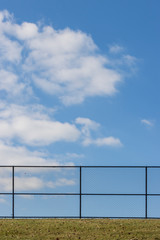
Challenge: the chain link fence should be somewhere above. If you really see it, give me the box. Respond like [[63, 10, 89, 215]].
[[0, 166, 159, 218]]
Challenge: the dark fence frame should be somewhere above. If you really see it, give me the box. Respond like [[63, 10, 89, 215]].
[[0, 165, 160, 219]]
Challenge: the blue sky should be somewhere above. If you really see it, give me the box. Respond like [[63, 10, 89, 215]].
[[0, 0, 160, 218], [0, 0, 159, 167]]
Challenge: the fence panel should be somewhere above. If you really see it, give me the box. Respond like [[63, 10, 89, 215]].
[[0, 167, 12, 218], [81, 167, 145, 194], [82, 195, 145, 218], [147, 168, 160, 218], [0, 166, 159, 218], [15, 195, 79, 218], [14, 167, 80, 194]]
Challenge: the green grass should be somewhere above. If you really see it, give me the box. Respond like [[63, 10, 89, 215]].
[[0, 219, 160, 239]]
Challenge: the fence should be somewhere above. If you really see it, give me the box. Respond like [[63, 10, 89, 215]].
[[0, 166, 160, 218]]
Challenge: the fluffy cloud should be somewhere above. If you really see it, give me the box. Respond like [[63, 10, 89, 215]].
[[0, 104, 122, 148], [15, 176, 43, 191], [0, 70, 25, 96], [0, 173, 76, 192], [14, 177, 75, 191], [0, 116, 80, 145], [0, 103, 80, 145], [0, 141, 57, 166], [0, 10, 130, 105], [0, 175, 44, 192], [0, 10, 124, 172]]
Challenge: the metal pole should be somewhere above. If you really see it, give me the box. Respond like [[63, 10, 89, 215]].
[[80, 166, 82, 219], [145, 167, 148, 219], [12, 166, 15, 219]]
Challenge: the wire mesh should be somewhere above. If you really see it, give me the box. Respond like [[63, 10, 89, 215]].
[[147, 168, 160, 194], [0, 166, 159, 218], [0, 195, 12, 217], [148, 196, 160, 218], [14, 195, 79, 218], [0, 167, 12, 193], [82, 195, 145, 218], [14, 167, 80, 194], [81, 167, 145, 194]]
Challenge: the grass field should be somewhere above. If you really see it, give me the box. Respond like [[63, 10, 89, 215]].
[[0, 219, 160, 240]]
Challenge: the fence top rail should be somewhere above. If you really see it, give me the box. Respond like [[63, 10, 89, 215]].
[[0, 165, 160, 168]]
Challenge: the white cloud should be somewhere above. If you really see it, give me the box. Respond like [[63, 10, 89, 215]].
[[0, 173, 76, 192], [53, 152, 84, 164], [10, 116, 80, 145], [75, 117, 100, 137], [0, 140, 79, 169], [14, 176, 44, 191], [0, 141, 57, 166], [108, 44, 137, 74], [30, 55, 121, 105], [13, 22, 38, 40], [123, 54, 137, 66], [0, 102, 82, 167], [0, 103, 80, 146], [0, 10, 22, 64], [75, 117, 122, 147], [0, 198, 7, 203], [0, 175, 44, 192], [109, 44, 124, 54], [0, 34, 22, 63], [19, 195, 34, 199], [0, 70, 25, 96], [83, 137, 122, 147], [0, 104, 122, 148], [75, 117, 100, 129], [0, 10, 132, 105], [16, 175, 76, 197], [0, 10, 124, 172], [141, 119, 154, 127], [0, 177, 12, 192], [47, 178, 75, 188], [0, 102, 122, 152], [0, 103, 54, 120]]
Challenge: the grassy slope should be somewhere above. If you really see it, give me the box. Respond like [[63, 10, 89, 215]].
[[0, 219, 160, 240]]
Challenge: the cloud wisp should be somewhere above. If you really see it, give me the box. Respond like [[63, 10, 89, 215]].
[[141, 119, 154, 127], [82, 137, 122, 147], [109, 44, 124, 54], [75, 117, 122, 147]]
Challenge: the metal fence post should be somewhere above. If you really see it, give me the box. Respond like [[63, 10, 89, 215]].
[[145, 167, 148, 219], [12, 166, 15, 219], [80, 166, 82, 219]]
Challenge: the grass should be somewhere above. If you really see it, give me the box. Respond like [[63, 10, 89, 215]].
[[0, 219, 160, 239]]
